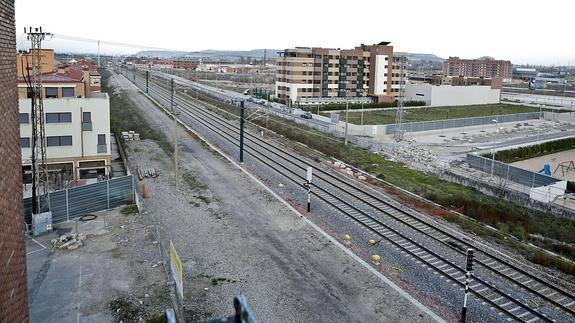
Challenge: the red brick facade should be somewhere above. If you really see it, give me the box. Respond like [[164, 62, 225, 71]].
[[0, 0, 29, 322]]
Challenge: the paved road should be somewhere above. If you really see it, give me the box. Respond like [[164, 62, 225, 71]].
[[475, 126, 575, 150], [502, 92, 575, 109], [147, 69, 333, 127]]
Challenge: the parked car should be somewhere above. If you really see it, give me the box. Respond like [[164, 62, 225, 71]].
[[300, 112, 313, 119]]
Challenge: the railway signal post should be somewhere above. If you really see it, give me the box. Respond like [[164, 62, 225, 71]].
[[240, 101, 245, 163], [303, 166, 313, 212], [146, 70, 149, 93], [461, 249, 474, 322]]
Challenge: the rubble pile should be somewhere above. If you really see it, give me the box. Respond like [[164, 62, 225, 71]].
[[329, 161, 367, 181], [122, 131, 140, 141], [51, 233, 86, 250], [387, 145, 437, 164]]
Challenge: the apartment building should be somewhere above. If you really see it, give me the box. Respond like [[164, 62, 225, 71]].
[[443, 56, 512, 79], [16, 48, 55, 76], [17, 51, 111, 189], [275, 42, 406, 105]]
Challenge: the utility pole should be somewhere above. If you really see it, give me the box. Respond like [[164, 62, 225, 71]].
[[171, 78, 179, 190], [344, 100, 349, 145], [25, 26, 51, 215], [240, 101, 245, 163], [460, 249, 474, 322], [394, 55, 407, 141], [97, 40, 101, 68], [146, 70, 149, 93]]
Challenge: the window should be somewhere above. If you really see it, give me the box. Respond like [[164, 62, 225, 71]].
[[62, 87, 74, 97], [45, 87, 58, 98], [20, 137, 30, 148], [19, 113, 29, 124], [47, 136, 73, 147], [98, 134, 106, 145], [46, 112, 72, 123], [83, 112, 92, 123]]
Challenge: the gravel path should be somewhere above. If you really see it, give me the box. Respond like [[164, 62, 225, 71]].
[[109, 72, 440, 322]]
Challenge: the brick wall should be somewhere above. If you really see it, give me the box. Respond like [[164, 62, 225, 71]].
[[0, 0, 29, 322]]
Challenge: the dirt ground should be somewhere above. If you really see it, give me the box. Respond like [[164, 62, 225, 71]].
[[111, 71, 441, 322], [511, 149, 575, 181], [26, 208, 170, 323]]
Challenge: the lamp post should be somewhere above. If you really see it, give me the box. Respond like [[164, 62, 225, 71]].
[[491, 118, 498, 176], [344, 100, 349, 146]]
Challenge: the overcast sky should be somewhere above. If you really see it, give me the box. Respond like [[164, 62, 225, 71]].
[[15, 0, 574, 65]]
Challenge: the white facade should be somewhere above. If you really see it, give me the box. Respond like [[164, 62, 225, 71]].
[[275, 81, 313, 104], [373, 55, 388, 95], [405, 84, 501, 106], [19, 93, 111, 180]]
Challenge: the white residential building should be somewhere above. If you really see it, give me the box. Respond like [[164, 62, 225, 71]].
[[19, 93, 111, 185]]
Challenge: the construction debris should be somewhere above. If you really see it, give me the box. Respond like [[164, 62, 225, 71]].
[[51, 233, 86, 250], [122, 131, 140, 141], [137, 167, 160, 181]]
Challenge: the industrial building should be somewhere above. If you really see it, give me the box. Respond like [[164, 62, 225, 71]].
[[275, 42, 406, 105], [17, 50, 111, 189], [443, 56, 512, 79]]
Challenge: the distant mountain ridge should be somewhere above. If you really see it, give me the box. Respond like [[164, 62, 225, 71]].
[[135, 49, 444, 63], [135, 49, 281, 60]]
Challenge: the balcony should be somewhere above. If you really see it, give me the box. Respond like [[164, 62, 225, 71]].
[[82, 122, 92, 131]]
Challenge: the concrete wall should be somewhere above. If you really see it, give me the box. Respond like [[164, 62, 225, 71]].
[[405, 84, 501, 106], [0, 1, 29, 321]]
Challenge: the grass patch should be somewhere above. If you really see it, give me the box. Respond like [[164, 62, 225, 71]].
[[120, 204, 139, 216], [530, 250, 575, 275], [301, 100, 426, 113], [146, 313, 167, 323], [102, 70, 173, 156], [196, 195, 211, 204], [183, 171, 207, 191], [321, 103, 549, 125]]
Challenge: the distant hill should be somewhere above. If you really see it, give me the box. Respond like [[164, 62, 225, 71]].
[[135, 50, 189, 58], [135, 49, 281, 61], [404, 53, 444, 63], [135, 49, 444, 63]]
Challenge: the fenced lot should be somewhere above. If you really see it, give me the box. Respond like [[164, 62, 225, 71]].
[[23, 175, 134, 225]]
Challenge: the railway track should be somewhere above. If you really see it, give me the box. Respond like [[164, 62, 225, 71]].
[[121, 68, 574, 322]]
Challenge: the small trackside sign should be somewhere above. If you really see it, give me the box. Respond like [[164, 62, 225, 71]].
[[307, 166, 313, 182], [170, 240, 184, 299]]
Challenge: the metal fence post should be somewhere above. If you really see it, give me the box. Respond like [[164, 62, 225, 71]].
[[66, 188, 69, 221], [107, 179, 110, 209]]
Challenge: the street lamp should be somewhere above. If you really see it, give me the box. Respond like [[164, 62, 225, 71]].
[[490, 118, 498, 176]]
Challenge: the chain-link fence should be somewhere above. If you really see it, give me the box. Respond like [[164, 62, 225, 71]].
[[385, 112, 541, 134], [466, 154, 560, 188]]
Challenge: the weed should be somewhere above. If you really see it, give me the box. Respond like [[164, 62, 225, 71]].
[[146, 312, 167, 323], [196, 195, 211, 204], [121, 204, 139, 216], [183, 172, 207, 191]]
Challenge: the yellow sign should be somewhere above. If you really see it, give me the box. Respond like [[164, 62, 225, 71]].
[[170, 241, 183, 299]]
